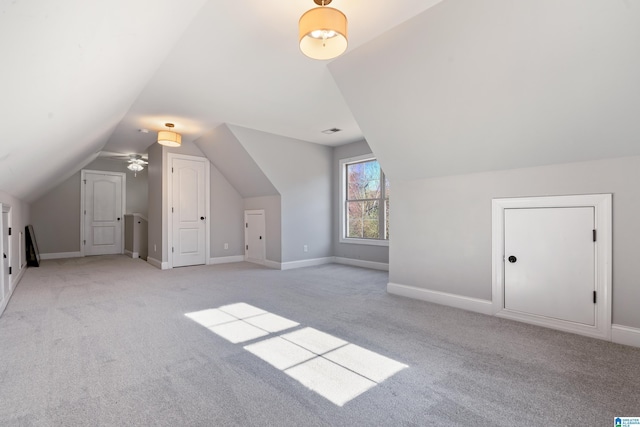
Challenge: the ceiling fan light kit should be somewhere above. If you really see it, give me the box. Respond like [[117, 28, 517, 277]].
[[157, 123, 182, 147], [299, 0, 348, 60], [127, 154, 147, 177]]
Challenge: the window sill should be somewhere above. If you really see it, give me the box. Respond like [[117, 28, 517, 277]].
[[339, 237, 389, 247]]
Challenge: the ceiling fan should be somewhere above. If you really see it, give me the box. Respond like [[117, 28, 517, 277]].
[[99, 151, 148, 176]]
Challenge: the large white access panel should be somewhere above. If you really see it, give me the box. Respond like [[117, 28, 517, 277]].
[[84, 172, 124, 256], [171, 158, 206, 267], [504, 207, 595, 325]]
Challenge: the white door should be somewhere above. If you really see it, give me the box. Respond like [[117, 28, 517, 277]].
[[84, 172, 124, 256], [504, 207, 596, 325], [1, 209, 9, 302], [172, 158, 206, 267], [245, 210, 265, 265]]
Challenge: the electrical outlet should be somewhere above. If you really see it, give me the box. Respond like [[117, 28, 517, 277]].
[[224, 243, 229, 250], [303, 245, 308, 252]]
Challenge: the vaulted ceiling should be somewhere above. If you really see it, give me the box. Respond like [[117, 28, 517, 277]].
[[2, 0, 639, 203], [0, 0, 442, 202]]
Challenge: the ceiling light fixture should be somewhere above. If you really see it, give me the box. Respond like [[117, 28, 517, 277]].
[[157, 123, 182, 147], [127, 155, 147, 177], [299, 0, 348, 60]]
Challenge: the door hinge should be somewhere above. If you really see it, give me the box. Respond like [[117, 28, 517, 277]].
[[83, 240, 86, 245], [172, 247, 174, 253], [592, 229, 596, 242], [246, 223, 248, 228], [8, 267, 11, 275], [83, 179, 86, 184], [8, 227, 10, 236], [593, 291, 597, 304], [84, 210, 86, 215], [172, 167, 174, 173], [246, 245, 248, 250]]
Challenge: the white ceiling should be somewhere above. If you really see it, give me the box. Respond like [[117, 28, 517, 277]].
[[0, 0, 443, 201], [7, 0, 636, 203], [103, 0, 444, 154]]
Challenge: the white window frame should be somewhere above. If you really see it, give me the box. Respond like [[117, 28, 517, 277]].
[[339, 154, 389, 247]]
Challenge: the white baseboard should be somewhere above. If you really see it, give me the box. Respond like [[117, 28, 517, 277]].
[[40, 251, 82, 260], [612, 324, 640, 348], [334, 257, 389, 271], [387, 282, 494, 315], [124, 250, 139, 259], [209, 255, 244, 265], [147, 257, 169, 270], [281, 257, 334, 271], [263, 260, 281, 270]]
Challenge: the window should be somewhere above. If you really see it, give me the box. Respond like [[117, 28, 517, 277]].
[[340, 155, 389, 245]]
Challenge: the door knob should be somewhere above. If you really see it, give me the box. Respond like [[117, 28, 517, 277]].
[[117, 217, 121, 221], [200, 216, 205, 220], [508, 255, 517, 263]]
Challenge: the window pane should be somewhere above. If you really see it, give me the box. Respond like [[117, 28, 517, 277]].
[[347, 160, 380, 200], [347, 201, 364, 238], [363, 200, 380, 239], [347, 200, 380, 239]]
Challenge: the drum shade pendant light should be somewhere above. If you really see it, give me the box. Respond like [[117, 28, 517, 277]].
[[299, 0, 348, 60], [157, 123, 182, 147]]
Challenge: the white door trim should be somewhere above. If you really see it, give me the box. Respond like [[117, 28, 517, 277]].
[[166, 153, 210, 269], [492, 194, 612, 340], [0, 203, 11, 316], [244, 209, 266, 265], [80, 170, 126, 257]]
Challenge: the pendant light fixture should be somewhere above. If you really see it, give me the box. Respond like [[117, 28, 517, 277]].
[[299, 0, 348, 60], [157, 123, 182, 147]]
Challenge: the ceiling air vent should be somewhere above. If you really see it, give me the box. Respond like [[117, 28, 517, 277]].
[[321, 128, 342, 134]]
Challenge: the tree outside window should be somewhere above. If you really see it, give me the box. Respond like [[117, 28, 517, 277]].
[[345, 159, 389, 241]]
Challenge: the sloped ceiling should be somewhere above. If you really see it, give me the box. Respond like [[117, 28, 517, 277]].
[[194, 124, 279, 198], [0, 0, 444, 203], [6, 0, 639, 204], [329, 0, 640, 182]]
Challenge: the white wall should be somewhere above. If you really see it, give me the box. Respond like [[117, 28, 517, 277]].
[[147, 142, 163, 263], [390, 156, 640, 330], [230, 125, 333, 262], [329, 0, 640, 183], [210, 164, 244, 258], [244, 196, 282, 263], [333, 139, 389, 264], [195, 124, 279, 198]]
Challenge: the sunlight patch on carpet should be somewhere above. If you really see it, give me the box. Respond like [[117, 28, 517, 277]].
[[186, 303, 408, 406]]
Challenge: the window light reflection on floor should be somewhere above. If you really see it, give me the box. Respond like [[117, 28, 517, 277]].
[[185, 303, 408, 406]]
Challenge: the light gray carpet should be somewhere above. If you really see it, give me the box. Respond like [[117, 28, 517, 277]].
[[0, 255, 638, 426]]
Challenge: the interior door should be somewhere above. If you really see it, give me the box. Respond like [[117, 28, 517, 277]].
[[504, 207, 595, 325], [84, 172, 123, 256], [172, 158, 206, 267], [1, 210, 9, 301], [245, 211, 265, 264]]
